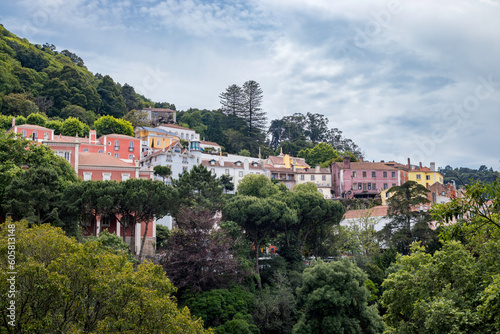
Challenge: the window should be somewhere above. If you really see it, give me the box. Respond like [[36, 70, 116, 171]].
[[392, 183, 396, 187], [191, 134, 194, 140], [128, 154, 133, 159], [372, 183, 376, 190], [108, 141, 111, 146], [20, 130, 26, 138], [368, 183, 372, 190], [101, 215, 110, 227], [225, 169, 229, 175], [384, 183, 388, 190], [98, 149, 103, 153], [182, 157, 188, 164], [322, 175, 326, 181], [182, 166, 188, 172], [391, 171, 396, 177], [210, 160, 216, 165], [239, 171, 244, 177], [83, 172, 92, 181], [358, 184, 362, 190], [83, 148, 89, 152], [44, 132, 49, 140], [311, 175, 315, 181], [114, 140, 119, 150], [372, 171, 376, 178], [114, 153, 119, 158], [286, 183, 291, 189], [353, 183, 357, 190], [363, 183, 367, 190], [103, 173, 111, 181], [352, 171, 357, 177], [319, 189, 323, 193], [383, 172, 387, 177], [121, 173, 130, 181], [181, 133, 184, 140], [166, 154, 172, 162], [416, 174, 421, 180], [426, 175, 430, 180], [129, 141, 134, 152], [156, 139, 161, 146], [362, 171, 367, 177], [256, 172, 260, 175], [31, 132, 38, 140], [301, 175, 305, 180], [64, 152, 70, 161]]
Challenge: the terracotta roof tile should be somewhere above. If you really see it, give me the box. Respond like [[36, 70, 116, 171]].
[[344, 205, 389, 219], [15, 124, 53, 131], [201, 141, 221, 146]]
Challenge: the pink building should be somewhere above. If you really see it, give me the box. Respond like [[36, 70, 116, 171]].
[[9, 121, 155, 256], [332, 157, 409, 199]]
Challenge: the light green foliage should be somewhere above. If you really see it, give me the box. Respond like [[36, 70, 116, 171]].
[[292, 182, 319, 194], [237, 174, 280, 198], [0, 221, 210, 333], [336, 210, 381, 258], [238, 149, 251, 157], [293, 259, 385, 334], [45, 119, 63, 134], [25, 112, 47, 126], [214, 313, 260, 334], [298, 142, 340, 168], [61, 116, 89, 137], [94, 114, 134, 136]]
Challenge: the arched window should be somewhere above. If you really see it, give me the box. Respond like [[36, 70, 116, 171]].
[[98, 149, 103, 153], [32, 132, 38, 140], [129, 141, 134, 152], [44, 132, 49, 140], [181, 133, 184, 140], [21, 130, 26, 138], [83, 148, 89, 152], [114, 140, 119, 150]]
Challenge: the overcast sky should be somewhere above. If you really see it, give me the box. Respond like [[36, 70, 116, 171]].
[[1, 0, 499, 169]]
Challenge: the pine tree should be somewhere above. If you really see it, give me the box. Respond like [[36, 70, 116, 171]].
[[241, 80, 265, 137], [219, 84, 243, 117]]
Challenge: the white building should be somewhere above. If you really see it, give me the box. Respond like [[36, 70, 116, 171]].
[[201, 156, 269, 194], [157, 124, 200, 142], [295, 165, 333, 199]]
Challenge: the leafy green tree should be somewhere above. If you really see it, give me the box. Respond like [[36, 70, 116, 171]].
[[305, 112, 329, 144], [237, 174, 280, 198], [94, 114, 134, 136], [220, 174, 235, 193], [238, 149, 251, 157], [184, 286, 255, 329], [380, 181, 435, 254], [60, 104, 95, 125], [224, 195, 296, 289], [1, 93, 39, 116], [0, 221, 209, 333], [154, 165, 172, 183], [293, 259, 385, 334], [172, 164, 224, 218], [298, 142, 340, 168], [60, 116, 89, 137], [45, 119, 63, 134], [121, 83, 139, 112], [97, 75, 126, 117], [156, 224, 170, 250], [25, 112, 47, 127]]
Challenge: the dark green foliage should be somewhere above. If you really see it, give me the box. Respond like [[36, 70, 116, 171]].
[[293, 259, 385, 334], [214, 313, 260, 334], [439, 164, 500, 185], [184, 286, 255, 328], [154, 165, 172, 183], [156, 224, 170, 250]]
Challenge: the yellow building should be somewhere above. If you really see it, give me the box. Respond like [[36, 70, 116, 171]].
[[135, 126, 180, 152], [408, 162, 444, 188]]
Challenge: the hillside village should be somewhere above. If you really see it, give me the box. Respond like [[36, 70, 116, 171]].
[[8, 107, 465, 254]]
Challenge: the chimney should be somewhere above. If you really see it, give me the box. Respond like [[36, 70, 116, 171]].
[[12, 117, 15, 128], [219, 156, 224, 167], [419, 162, 422, 169], [359, 157, 364, 162], [430, 162, 435, 172], [343, 156, 351, 169], [407, 158, 411, 170], [315, 165, 321, 173]]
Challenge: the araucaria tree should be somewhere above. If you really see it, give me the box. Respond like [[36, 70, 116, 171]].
[[242, 80, 265, 137], [219, 84, 243, 118]]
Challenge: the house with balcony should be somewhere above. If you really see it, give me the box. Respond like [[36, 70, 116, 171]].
[[331, 157, 409, 199]]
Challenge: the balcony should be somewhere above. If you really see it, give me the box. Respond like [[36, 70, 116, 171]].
[[128, 147, 134, 152], [114, 145, 120, 150]]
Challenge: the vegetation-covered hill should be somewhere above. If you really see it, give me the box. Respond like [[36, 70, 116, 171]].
[[439, 165, 499, 185]]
